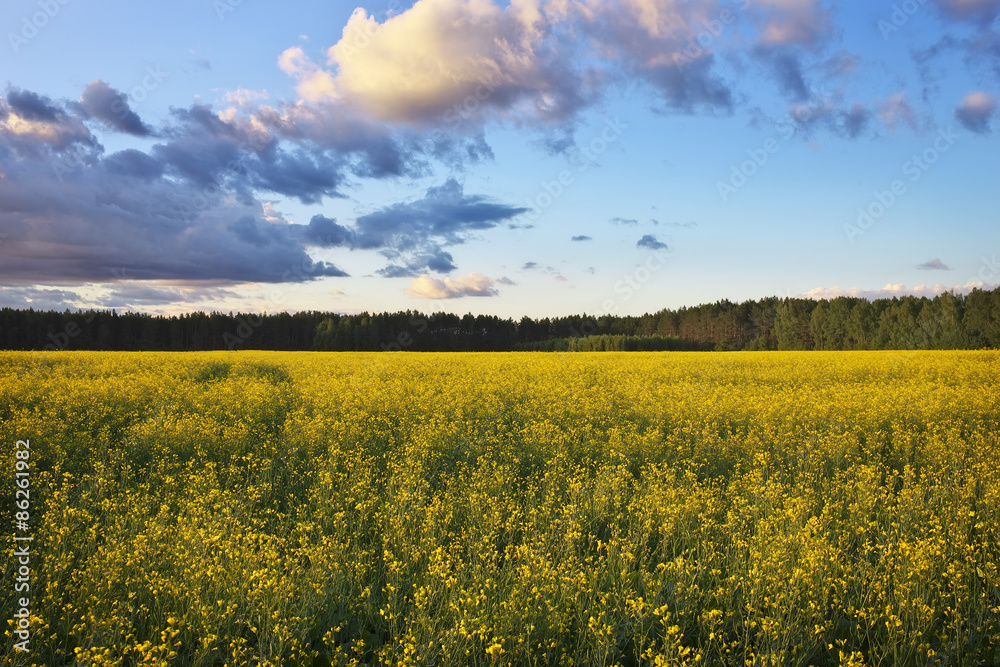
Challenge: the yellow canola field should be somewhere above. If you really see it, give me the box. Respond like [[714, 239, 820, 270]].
[[1, 350, 999, 666]]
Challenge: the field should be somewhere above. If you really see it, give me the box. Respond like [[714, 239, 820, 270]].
[[2, 350, 999, 666]]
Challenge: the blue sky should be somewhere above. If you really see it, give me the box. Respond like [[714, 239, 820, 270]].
[[1, 0, 997, 318]]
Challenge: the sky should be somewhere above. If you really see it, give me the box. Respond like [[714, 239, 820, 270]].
[[0, 0, 998, 318]]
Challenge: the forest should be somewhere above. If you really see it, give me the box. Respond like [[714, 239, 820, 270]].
[[2, 286, 998, 352]]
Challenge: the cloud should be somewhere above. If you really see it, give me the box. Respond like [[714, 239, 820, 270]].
[[0, 83, 519, 286], [748, 0, 832, 48], [955, 91, 995, 134], [0, 89, 354, 284], [636, 234, 668, 250], [610, 217, 639, 226], [277, 0, 850, 130], [931, 0, 1000, 24], [101, 284, 242, 308], [312, 0, 589, 127], [353, 178, 527, 275], [576, 0, 735, 112], [1, 86, 95, 152], [917, 258, 951, 271], [497, 275, 517, 285], [801, 281, 995, 300], [0, 285, 88, 310], [278, 46, 338, 101], [404, 272, 499, 298], [270, 0, 884, 137], [522, 261, 538, 270], [301, 214, 355, 247], [759, 49, 811, 101], [223, 88, 270, 106], [841, 102, 871, 139], [78, 80, 154, 136], [877, 92, 919, 132], [571, 235, 592, 241], [6, 87, 63, 122]]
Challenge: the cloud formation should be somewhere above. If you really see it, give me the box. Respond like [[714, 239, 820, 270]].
[[276, 0, 849, 129], [878, 93, 919, 132], [637, 234, 669, 250], [917, 258, 951, 271], [801, 281, 994, 300], [955, 92, 995, 134], [303, 0, 589, 126], [78, 80, 154, 137], [931, 0, 1000, 24], [404, 272, 500, 298], [353, 178, 528, 276], [0, 83, 517, 285]]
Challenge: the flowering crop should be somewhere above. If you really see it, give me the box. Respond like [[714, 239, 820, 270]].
[[1, 350, 998, 666]]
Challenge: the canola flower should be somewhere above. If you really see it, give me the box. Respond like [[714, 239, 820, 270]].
[[0, 350, 998, 666]]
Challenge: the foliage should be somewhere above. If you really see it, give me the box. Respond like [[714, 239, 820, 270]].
[[2, 287, 999, 352]]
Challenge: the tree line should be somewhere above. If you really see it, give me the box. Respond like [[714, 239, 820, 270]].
[[1, 286, 998, 352]]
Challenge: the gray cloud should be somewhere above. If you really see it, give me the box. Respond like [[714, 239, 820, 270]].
[[636, 234, 668, 251], [760, 49, 810, 102], [931, 0, 1000, 24], [101, 284, 242, 309], [353, 178, 527, 275], [0, 286, 88, 310], [78, 80, 154, 137], [571, 235, 592, 241], [917, 258, 951, 270], [0, 84, 525, 285], [956, 92, 995, 134], [841, 103, 872, 139]]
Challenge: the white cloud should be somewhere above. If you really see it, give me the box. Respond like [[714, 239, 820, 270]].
[[223, 88, 271, 106], [404, 272, 499, 298], [319, 0, 576, 126], [277, 0, 841, 126], [800, 281, 996, 300], [278, 46, 338, 101]]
